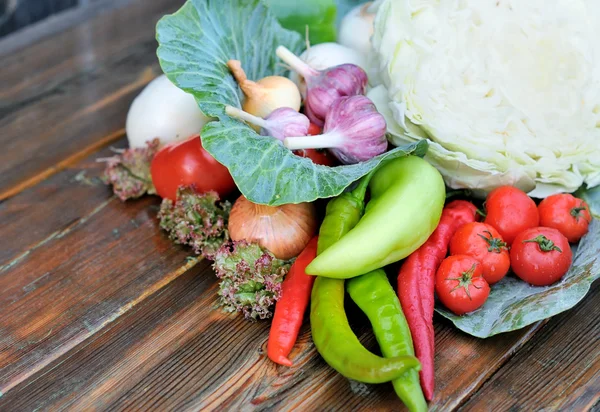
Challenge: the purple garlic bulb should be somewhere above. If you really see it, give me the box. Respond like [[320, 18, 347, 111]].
[[225, 106, 309, 141], [276, 46, 368, 127], [283, 95, 388, 164]]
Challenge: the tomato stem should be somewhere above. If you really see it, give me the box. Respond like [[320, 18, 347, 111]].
[[570, 205, 589, 222], [477, 230, 508, 253], [523, 235, 562, 253], [447, 264, 478, 300], [445, 189, 472, 199], [476, 201, 487, 218]]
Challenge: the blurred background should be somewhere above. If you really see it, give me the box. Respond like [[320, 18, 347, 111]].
[[1, 0, 104, 37]]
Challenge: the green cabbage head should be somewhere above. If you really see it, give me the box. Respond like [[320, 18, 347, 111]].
[[370, 0, 600, 197]]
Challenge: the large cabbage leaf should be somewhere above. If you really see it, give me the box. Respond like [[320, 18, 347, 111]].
[[372, 0, 600, 197], [577, 185, 600, 219], [436, 188, 600, 338], [157, 0, 427, 206]]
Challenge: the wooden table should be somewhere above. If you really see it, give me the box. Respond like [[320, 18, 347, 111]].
[[0, 1, 598, 410]]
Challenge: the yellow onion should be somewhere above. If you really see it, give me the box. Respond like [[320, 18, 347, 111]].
[[228, 196, 318, 260], [227, 60, 301, 123]]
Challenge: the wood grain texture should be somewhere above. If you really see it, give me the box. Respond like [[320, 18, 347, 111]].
[[460, 281, 600, 412], [0, 0, 133, 56], [0, 138, 124, 267], [0, 261, 543, 411], [0, 0, 598, 409], [0, 0, 180, 199], [0, 136, 583, 410], [430, 318, 543, 411], [0, 143, 198, 395]]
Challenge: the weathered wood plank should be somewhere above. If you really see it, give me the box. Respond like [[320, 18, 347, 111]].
[[0, 137, 583, 409], [460, 281, 600, 411], [0, 0, 179, 199], [429, 318, 543, 412], [0, 139, 124, 267], [0, 263, 216, 410], [0, 261, 544, 411], [0, 144, 197, 394], [0, 0, 132, 56], [1, 0, 596, 409]]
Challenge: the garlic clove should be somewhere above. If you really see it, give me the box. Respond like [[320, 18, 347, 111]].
[[260, 108, 310, 141], [284, 95, 388, 164], [225, 106, 310, 141], [304, 64, 369, 125], [288, 43, 369, 97], [276, 46, 368, 126]]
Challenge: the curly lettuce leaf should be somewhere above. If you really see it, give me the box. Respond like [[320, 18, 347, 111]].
[[436, 188, 600, 338], [157, 0, 427, 205]]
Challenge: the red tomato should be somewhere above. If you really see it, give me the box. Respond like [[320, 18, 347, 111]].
[[449, 222, 509, 284], [510, 227, 572, 286], [538, 194, 592, 243], [294, 149, 337, 166], [484, 186, 539, 245], [435, 255, 490, 315], [307, 122, 322, 136], [150, 135, 236, 201], [293, 123, 337, 166]]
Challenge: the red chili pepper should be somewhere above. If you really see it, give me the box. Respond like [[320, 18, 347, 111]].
[[267, 236, 319, 366], [397, 200, 478, 400]]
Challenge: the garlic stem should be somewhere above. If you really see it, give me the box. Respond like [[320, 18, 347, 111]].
[[276, 46, 318, 79], [225, 105, 268, 129], [284, 133, 345, 150]]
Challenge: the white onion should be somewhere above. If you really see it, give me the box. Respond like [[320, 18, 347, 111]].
[[125, 75, 212, 148], [338, 2, 376, 55]]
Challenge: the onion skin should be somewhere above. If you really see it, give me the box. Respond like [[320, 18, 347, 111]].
[[227, 60, 301, 122], [338, 3, 376, 55], [125, 75, 212, 148], [228, 196, 318, 260]]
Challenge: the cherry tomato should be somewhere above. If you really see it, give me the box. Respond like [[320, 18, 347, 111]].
[[510, 227, 572, 286], [484, 186, 539, 245], [449, 222, 509, 284], [150, 135, 236, 201], [435, 255, 490, 315], [538, 194, 591, 243]]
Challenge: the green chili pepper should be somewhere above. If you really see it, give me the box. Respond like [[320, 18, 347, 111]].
[[316, 192, 364, 255], [310, 177, 421, 384], [347, 270, 427, 412], [307, 156, 446, 279]]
